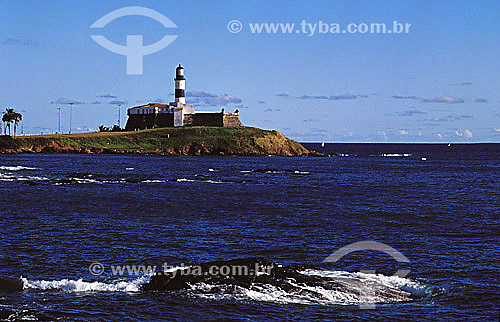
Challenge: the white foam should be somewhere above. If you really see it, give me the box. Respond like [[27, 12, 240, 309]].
[[101, 180, 126, 184], [54, 178, 101, 185], [21, 275, 150, 293], [0, 173, 49, 182], [70, 178, 101, 184], [14, 176, 49, 181], [142, 179, 165, 183], [203, 180, 223, 184], [175, 178, 224, 184], [0, 166, 38, 171], [382, 154, 411, 157], [176, 178, 195, 182], [294, 170, 310, 175], [0, 173, 15, 181], [19, 269, 432, 306], [126, 168, 134, 171], [188, 269, 428, 306]]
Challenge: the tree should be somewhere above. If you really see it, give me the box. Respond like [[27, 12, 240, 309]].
[[2, 108, 13, 136], [2, 108, 23, 137], [12, 112, 22, 136], [98, 125, 110, 132]]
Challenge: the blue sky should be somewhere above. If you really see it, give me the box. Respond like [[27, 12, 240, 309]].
[[1, 0, 499, 142]]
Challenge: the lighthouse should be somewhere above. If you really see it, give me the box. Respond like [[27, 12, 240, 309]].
[[174, 64, 185, 105], [125, 63, 242, 130]]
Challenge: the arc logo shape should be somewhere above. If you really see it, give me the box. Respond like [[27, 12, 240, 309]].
[[323, 240, 411, 309], [323, 240, 410, 277], [90, 6, 178, 75]]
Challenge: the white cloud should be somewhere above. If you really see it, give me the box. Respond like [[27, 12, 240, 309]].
[[377, 131, 388, 140], [456, 129, 473, 138], [423, 96, 464, 104], [50, 97, 85, 105], [398, 129, 409, 135], [187, 91, 242, 106]]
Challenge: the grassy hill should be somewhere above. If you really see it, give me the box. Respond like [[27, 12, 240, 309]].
[[0, 127, 312, 156]]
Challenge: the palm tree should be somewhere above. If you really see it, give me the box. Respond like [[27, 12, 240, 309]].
[[12, 112, 22, 136], [2, 108, 13, 136], [2, 108, 23, 137]]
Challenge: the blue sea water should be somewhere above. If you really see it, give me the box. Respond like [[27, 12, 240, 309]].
[[0, 144, 499, 321]]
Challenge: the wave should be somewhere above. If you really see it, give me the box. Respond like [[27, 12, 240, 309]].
[[176, 178, 225, 184], [240, 169, 311, 175], [0, 174, 227, 185], [14, 258, 440, 307], [381, 154, 411, 157], [140, 258, 441, 306], [17, 271, 432, 305], [21, 275, 150, 293], [0, 173, 49, 183], [176, 178, 195, 182], [185, 270, 431, 305], [0, 165, 38, 171]]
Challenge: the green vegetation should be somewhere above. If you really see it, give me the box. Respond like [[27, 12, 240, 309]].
[[0, 127, 311, 156], [98, 124, 122, 132]]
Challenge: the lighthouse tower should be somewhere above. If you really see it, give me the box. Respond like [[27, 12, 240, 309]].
[[174, 64, 185, 105]]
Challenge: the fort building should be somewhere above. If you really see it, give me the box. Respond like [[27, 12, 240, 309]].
[[125, 65, 242, 130]]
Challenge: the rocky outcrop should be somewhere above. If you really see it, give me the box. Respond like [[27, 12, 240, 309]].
[[0, 277, 24, 292], [140, 257, 325, 292], [0, 127, 318, 156]]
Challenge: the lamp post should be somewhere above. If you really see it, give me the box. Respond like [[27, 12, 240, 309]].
[[118, 104, 121, 129], [57, 107, 61, 135], [68, 102, 73, 134]]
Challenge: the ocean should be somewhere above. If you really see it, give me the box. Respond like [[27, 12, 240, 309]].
[[0, 143, 499, 321]]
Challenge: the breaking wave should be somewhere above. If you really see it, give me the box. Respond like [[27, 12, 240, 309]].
[[21, 275, 150, 293], [381, 153, 411, 157], [15, 257, 441, 307], [18, 270, 438, 306], [0, 165, 38, 171], [185, 270, 434, 305]]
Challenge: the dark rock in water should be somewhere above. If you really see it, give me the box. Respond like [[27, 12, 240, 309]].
[[253, 168, 281, 173], [66, 172, 89, 179], [140, 257, 336, 293], [56, 178, 78, 185], [0, 277, 23, 292], [0, 308, 15, 320], [141, 257, 271, 291]]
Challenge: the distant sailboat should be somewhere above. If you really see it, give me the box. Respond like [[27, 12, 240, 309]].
[[321, 141, 325, 148], [448, 143, 451, 147]]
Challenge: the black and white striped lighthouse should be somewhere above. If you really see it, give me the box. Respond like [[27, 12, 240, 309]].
[[174, 64, 185, 105]]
